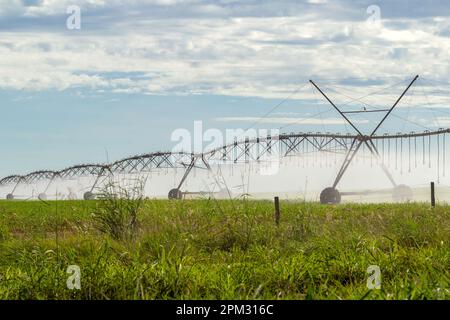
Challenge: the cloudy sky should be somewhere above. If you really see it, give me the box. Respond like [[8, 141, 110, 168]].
[[1, 0, 450, 177]]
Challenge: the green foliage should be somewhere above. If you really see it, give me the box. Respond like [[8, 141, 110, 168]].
[[0, 222, 10, 241], [0, 199, 448, 299], [92, 180, 145, 241]]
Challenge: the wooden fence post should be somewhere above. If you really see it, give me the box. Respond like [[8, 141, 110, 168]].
[[274, 196, 280, 225], [431, 182, 436, 207]]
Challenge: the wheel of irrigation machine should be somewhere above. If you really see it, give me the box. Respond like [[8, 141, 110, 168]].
[[6, 194, 14, 200], [392, 184, 413, 203], [38, 193, 47, 201], [168, 188, 182, 200], [320, 187, 341, 204], [83, 191, 96, 200]]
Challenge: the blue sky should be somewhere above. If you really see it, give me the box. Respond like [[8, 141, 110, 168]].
[[1, 0, 450, 177]]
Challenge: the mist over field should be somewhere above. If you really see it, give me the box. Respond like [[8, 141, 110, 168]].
[[1, 152, 449, 203]]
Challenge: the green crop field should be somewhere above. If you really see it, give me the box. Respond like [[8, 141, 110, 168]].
[[0, 199, 448, 300]]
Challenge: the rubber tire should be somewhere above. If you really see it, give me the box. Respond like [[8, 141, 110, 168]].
[[83, 191, 95, 200], [320, 187, 341, 204], [6, 194, 14, 200], [168, 188, 182, 200]]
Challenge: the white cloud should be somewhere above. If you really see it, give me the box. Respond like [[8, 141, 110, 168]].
[[0, 0, 24, 16], [1, 0, 200, 17], [0, 2, 449, 106]]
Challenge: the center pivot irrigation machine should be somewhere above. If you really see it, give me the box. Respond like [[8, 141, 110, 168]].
[[1, 75, 449, 204]]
